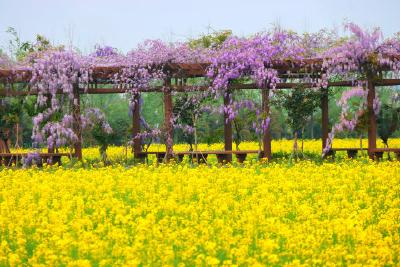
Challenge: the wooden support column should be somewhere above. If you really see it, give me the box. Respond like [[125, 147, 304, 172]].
[[367, 80, 377, 159], [47, 145, 54, 155], [72, 83, 82, 160], [132, 93, 142, 157], [46, 95, 55, 154], [223, 89, 233, 162], [321, 87, 329, 151], [164, 79, 174, 160], [261, 87, 272, 160], [0, 138, 10, 153]]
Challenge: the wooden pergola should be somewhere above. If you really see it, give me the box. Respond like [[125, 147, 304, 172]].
[[1, 57, 400, 163]]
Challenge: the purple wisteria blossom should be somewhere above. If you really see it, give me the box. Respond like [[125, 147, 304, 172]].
[[22, 152, 42, 167], [323, 86, 369, 155], [81, 108, 113, 134]]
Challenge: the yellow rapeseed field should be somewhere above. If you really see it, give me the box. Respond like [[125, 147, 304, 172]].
[[1, 161, 400, 265], [1, 139, 400, 266]]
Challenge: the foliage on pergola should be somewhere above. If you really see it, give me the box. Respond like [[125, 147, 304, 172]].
[[1, 23, 400, 161]]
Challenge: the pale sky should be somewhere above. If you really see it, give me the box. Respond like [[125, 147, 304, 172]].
[[1, 0, 399, 54]]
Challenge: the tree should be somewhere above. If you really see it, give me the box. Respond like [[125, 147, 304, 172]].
[[0, 97, 23, 152], [6, 27, 54, 61], [173, 92, 210, 151], [82, 108, 113, 164], [274, 87, 320, 157], [173, 94, 195, 150], [231, 95, 257, 150], [378, 105, 400, 146], [189, 29, 232, 49]]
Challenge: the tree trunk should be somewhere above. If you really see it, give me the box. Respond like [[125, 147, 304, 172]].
[[233, 119, 241, 151], [14, 123, 20, 148], [310, 113, 314, 139], [301, 128, 305, 155], [385, 141, 391, 160], [293, 131, 298, 159]]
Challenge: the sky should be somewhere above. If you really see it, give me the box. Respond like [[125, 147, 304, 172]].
[[0, 0, 400, 54]]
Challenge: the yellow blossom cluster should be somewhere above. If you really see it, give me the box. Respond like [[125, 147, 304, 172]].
[[1, 159, 400, 266]]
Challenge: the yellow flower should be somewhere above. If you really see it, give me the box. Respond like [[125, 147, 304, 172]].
[[1, 140, 400, 265]]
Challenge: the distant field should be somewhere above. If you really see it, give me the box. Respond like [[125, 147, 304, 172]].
[[83, 138, 400, 163], [9, 138, 400, 164]]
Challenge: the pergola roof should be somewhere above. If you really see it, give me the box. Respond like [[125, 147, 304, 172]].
[[0, 58, 339, 82], [0, 62, 305, 83], [1, 52, 399, 161], [1, 53, 400, 96]]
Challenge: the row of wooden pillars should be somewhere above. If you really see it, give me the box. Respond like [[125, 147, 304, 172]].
[[71, 80, 378, 161], [130, 83, 274, 162]]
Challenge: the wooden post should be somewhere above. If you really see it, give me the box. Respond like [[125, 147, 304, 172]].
[[261, 87, 272, 160], [46, 95, 55, 154], [164, 79, 174, 160], [0, 138, 10, 153], [132, 93, 142, 157], [72, 83, 82, 160], [321, 87, 329, 151], [224, 89, 233, 162], [367, 80, 377, 159]]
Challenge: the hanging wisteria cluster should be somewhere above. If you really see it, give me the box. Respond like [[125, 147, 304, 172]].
[[29, 50, 90, 149], [1, 23, 400, 153], [207, 31, 305, 90], [0, 53, 13, 69], [322, 86, 368, 155], [110, 41, 207, 147], [81, 108, 113, 135]]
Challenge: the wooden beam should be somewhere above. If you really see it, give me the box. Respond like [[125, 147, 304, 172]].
[[164, 79, 174, 161], [2, 79, 400, 96], [46, 94, 55, 156], [367, 80, 377, 160], [2, 55, 400, 82], [321, 87, 329, 151], [261, 87, 272, 160], [223, 89, 233, 163]]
